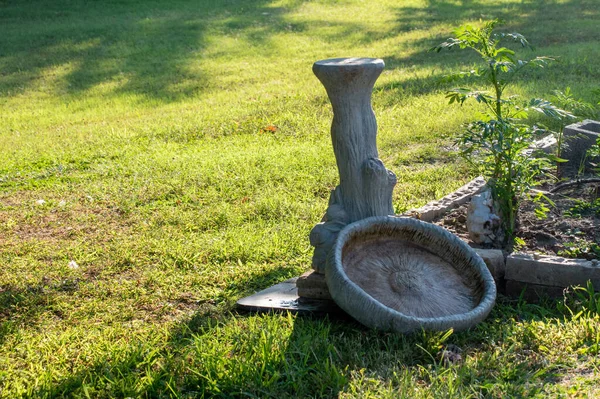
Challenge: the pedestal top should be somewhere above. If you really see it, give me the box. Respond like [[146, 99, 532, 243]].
[[313, 58, 385, 91], [314, 57, 384, 68]]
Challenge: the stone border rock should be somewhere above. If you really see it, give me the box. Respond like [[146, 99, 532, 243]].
[[504, 253, 600, 300], [403, 135, 558, 223], [297, 270, 332, 300], [560, 120, 600, 176], [402, 176, 487, 222]]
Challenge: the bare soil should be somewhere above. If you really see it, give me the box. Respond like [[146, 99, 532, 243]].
[[434, 180, 600, 259]]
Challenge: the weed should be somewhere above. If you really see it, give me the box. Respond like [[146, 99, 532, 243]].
[[558, 241, 600, 260], [564, 198, 600, 218], [587, 137, 600, 174]]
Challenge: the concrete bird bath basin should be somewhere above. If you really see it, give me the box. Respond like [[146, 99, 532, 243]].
[[327, 216, 496, 333]]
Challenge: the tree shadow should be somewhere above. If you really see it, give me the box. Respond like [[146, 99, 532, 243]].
[[11, 255, 354, 396], [0, 0, 308, 102], [27, 275, 582, 398], [391, 0, 599, 41], [375, 0, 600, 101], [0, 277, 80, 346], [4, 0, 595, 104]]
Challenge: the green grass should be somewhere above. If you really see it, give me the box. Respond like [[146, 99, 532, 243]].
[[1, 0, 600, 396]]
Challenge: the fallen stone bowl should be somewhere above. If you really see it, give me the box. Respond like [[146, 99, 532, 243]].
[[326, 216, 496, 333]]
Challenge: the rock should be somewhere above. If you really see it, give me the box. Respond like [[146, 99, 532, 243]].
[[535, 232, 558, 247], [466, 189, 504, 245], [506, 253, 600, 288], [560, 120, 600, 176], [440, 344, 463, 365], [404, 176, 486, 222], [474, 248, 505, 282]]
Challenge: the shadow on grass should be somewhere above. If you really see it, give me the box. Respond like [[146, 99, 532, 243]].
[[390, 0, 599, 45], [25, 279, 584, 398], [376, 0, 600, 101], [0, 285, 48, 345], [0, 277, 80, 346], [2, 0, 597, 103], [0, 0, 306, 102], [9, 257, 348, 397]]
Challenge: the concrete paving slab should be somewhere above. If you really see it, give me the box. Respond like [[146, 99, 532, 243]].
[[236, 278, 341, 314]]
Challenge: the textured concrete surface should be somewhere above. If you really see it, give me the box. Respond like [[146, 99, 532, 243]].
[[505, 280, 567, 301], [404, 177, 486, 222], [296, 270, 332, 300], [310, 58, 396, 273], [560, 120, 600, 176], [506, 253, 600, 288], [475, 248, 506, 288], [326, 216, 496, 333]]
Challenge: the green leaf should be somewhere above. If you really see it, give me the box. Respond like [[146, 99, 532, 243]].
[[528, 98, 575, 120], [439, 70, 480, 84], [496, 47, 515, 56], [511, 108, 528, 119], [496, 32, 531, 48], [546, 154, 569, 163]]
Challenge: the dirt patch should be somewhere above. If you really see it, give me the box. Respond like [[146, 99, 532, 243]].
[[0, 192, 133, 245], [435, 180, 600, 259]]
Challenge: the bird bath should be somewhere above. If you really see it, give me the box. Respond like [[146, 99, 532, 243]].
[[239, 58, 496, 332]]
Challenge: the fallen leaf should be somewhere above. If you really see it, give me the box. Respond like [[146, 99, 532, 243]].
[[261, 125, 278, 133]]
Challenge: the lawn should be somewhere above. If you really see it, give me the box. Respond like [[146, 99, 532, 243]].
[[1, 0, 600, 397]]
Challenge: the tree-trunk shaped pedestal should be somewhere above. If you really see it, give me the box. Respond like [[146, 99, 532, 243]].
[[309, 58, 397, 274], [238, 58, 398, 311]]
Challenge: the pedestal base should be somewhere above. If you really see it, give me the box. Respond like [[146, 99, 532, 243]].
[[236, 277, 340, 314], [296, 270, 332, 300]]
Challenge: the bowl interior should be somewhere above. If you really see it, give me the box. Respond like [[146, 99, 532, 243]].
[[342, 233, 481, 319]]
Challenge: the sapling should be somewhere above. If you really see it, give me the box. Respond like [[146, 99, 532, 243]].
[[433, 19, 571, 245]]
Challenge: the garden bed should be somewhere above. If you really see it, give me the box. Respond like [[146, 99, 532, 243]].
[[409, 177, 600, 301], [437, 179, 600, 260]]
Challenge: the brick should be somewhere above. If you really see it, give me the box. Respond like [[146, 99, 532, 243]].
[[405, 177, 486, 222], [296, 270, 332, 300], [297, 286, 332, 300], [506, 253, 600, 288], [296, 270, 328, 289], [475, 248, 505, 281]]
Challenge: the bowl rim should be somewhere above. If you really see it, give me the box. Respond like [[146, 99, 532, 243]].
[[326, 215, 497, 331]]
